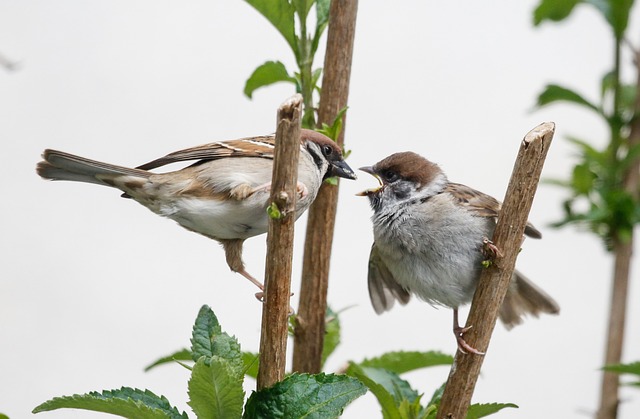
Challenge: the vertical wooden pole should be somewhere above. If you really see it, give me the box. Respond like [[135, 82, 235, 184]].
[[256, 94, 303, 389], [292, 0, 359, 373], [437, 123, 555, 418]]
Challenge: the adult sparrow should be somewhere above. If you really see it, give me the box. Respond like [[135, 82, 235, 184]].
[[37, 129, 356, 295], [358, 151, 559, 354]]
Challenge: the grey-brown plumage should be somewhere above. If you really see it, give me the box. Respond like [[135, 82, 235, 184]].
[[37, 129, 357, 296], [359, 151, 559, 353]]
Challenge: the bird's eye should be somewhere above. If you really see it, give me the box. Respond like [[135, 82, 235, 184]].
[[382, 170, 397, 182], [322, 145, 333, 156]]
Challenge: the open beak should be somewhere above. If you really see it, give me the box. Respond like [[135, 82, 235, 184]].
[[356, 166, 384, 196]]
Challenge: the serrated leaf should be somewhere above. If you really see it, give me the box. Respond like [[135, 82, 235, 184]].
[[358, 351, 454, 374], [244, 61, 297, 99], [536, 84, 601, 114], [191, 305, 243, 377], [243, 373, 366, 419], [33, 387, 187, 419], [346, 364, 400, 419], [533, 0, 581, 25], [145, 348, 192, 372], [188, 356, 244, 419], [191, 306, 222, 359], [466, 402, 518, 418], [244, 0, 296, 51]]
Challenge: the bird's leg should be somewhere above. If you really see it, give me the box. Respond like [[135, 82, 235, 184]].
[[453, 308, 485, 355], [220, 239, 295, 314], [221, 239, 266, 300]]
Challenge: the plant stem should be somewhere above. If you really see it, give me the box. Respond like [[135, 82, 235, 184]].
[[256, 95, 303, 390], [292, 0, 359, 374], [436, 123, 554, 418], [596, 45, 640, 419]]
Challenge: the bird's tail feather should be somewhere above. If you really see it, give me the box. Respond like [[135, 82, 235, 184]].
[[37, 149, 150, 186], [499, 270, 560, 329]]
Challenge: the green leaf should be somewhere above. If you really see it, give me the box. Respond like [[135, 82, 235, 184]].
[[571, 163, 596, 195], [316, 106, 348, 142], [145, 348, 192, 372], [242, 352, 260, 379], [0, 414, 9, 419], [358, 366, 419, 404], [324, 176, 338, 186], [466, 402, 518, 418], [292, 0, 313, 20], [244, 61, 297, 99], [33, 387, 187, 419], [603, 361, 640, 376], [397, 395, 424, 418], [585, 0, 634, 38], [311, 0, 331, 55], [321, 307, 341, 367], [243, 373, 367, 419], [533, 0, 581, 25], [358, 351, 454, 374], [191, 305, 243, 377], [346, 364, 400, 419], [188, 356, 245, 419], [244, 0, 296, 51], [536, 84, 601, 114], [192, 305, 223, 359]]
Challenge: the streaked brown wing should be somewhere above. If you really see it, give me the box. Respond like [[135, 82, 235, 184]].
[[445, 182, 542, 238], [135, 135, 276, 171], [445, 182, 501, 218]]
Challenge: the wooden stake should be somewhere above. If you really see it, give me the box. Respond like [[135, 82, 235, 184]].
[[437, 122, 555, 418], [293, 0, 359, 373], [256, 94, 303, 390]]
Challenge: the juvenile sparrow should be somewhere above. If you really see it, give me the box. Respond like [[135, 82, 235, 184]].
[[37, 129, 356, 295], [358, 151, 559, 354]]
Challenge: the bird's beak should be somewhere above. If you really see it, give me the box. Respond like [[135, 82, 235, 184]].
[[356, 166, 383, 196], [328, 160, 357, 180]]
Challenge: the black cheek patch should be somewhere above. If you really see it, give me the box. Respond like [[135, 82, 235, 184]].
[[392, 183, 412, 200]]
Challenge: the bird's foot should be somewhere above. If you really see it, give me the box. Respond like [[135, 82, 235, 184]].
[[453, 324, 485, 356], [481, 237, 503, 267]]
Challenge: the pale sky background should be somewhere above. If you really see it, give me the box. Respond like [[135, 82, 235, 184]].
[[2, 1, 640, 418]]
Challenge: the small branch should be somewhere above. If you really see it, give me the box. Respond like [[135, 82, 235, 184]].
[[596, 44, 640, 419], [292, 0, 359, 373], [256, 94, 303, 390], [437, 122, 555, 418]]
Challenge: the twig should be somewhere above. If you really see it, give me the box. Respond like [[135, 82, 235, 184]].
[[436, 122, 555, 418], [256, 94, 303, 390], [292, 0, 359, 373]]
